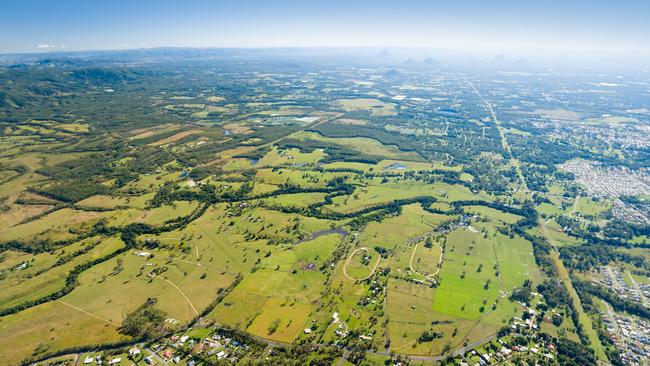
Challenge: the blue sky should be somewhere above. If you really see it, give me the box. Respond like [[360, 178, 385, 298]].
[[1, 0, 649, 53]]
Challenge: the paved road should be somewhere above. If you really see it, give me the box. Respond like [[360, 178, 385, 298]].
[[146, 347, 169, 365], [465, 78, 529, 193], [626, 271, 648, 307], [406, 334, 497, 362]]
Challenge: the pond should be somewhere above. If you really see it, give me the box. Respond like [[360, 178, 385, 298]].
[[383, 162, 407, 170]]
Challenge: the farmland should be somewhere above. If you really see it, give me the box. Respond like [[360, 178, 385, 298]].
[[0, 49, 648, 366]]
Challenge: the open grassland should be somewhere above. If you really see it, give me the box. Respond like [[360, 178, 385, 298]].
[[0, 208, 101, 243], [64, 250, 236, 324], [386, 278, 475, 356], [322, 159, 462, 173], [575, 197, 610, 217], [328, 180, 483, 214], [428, 216, 540, 350], [0, 143, 535, 364], [359, 203, 450, 251], [0, 301, 127, 366], [75, 195, 128, 209], [410, 241, 442, 278], [150, 129, 203, 146], [211, 235, 340, 340], [335, 98, 397, 116], [434, 228, 506, 318], [247, 298, 312, 343], [538, 219, 584, 247], [261, 192, 328, 209], [0, 236, 124, 311], [0, 77, 617, 366], [464, 205, 523, 224], [0, 190, 337, 362], [0, 238, 96, 282], [0, 203, 54, 231], [258, 147, 325, 167], [294, 234, 341, 267], [344, 247, 379, 280], [57, 123, 90, 133], [311, 263, 387, 350], [256, 168, 347, 188], [128, 124, 181, 140], [292, 131, 419, 160], [551, 252, 609, 362], [537, 202, 566, 217]]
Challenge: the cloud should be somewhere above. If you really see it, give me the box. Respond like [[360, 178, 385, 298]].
[[36, 44, 67, 49]]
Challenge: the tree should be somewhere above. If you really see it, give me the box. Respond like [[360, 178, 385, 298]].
[[120, 300, 167, 339]]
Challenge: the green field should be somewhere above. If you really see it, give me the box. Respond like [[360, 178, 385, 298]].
[[0, 53, 642, 366]]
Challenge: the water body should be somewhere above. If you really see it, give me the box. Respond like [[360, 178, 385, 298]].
[[294, 227, 349, 245], [384, 162, 407, 170]]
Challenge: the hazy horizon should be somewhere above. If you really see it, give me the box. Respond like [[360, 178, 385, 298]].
[[1, 0, 649, 57]]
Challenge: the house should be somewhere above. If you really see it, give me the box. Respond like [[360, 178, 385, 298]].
[[192, 342, 205, 354], [128, 347, 141, 356], [108, 357, 121, 365], [83, 356, 94, 364], [332, 312, 339, 323], [162, 349, 173, 360], [217, 351, 228, 359], [304, 328, 312, 334], [173, 356, 181, 363], [180, 335, 189, 343]]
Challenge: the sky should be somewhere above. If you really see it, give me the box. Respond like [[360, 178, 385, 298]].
[[1, 0, 649, 54]]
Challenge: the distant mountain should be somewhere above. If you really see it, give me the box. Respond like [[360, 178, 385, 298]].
[[377, 49, 391, 57], [403, 58, 417, 65], [422, 57, 439, 65], [492, 54, 506, 63], [514, 58, 531, 67], [37, 58, 78, 67], [71, 68, 136, 84]]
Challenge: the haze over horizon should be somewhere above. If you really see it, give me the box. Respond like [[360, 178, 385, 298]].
[[1, 0, 649, 57]]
